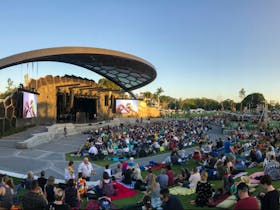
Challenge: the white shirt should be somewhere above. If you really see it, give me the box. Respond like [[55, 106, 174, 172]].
[[189, 172, 201, 190], [64, 167, 75, 180], [78, 162, 93, 178], [88, 146, 98, 155], [104, 168, 112, 177]]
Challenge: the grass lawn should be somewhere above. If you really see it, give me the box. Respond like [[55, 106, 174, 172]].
[[10, 158, 280, 210], [109, 160, 280, 210], [65, 144, 198, 167]]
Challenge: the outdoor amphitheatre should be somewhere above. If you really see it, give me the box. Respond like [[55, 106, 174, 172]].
[[0, 47, 280, 210]]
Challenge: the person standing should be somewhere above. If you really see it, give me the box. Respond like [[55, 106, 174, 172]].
[[64, 125, 67, 138], [78, 157, 95, 181], [65, 161, 75, 181], [234, 182, 259, 210], [259, 174, 279, 210], [37, 170, 47, 191], [44, 176, 56, 204]]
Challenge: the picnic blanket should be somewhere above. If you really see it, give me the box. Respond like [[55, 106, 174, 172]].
[[249, 171, 264, 184], [233, 172, 248, 179], [150, 163, 166, 171], [119, 181, 135, 189], [108, 157, 127, 162], [169, 186, 195, 196], [107, 182, 138, 200], [207, 194, 230, 207], [216, 195, 236, 209]]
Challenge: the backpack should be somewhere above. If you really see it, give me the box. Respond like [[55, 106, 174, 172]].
[[102, 180, 116, 196]]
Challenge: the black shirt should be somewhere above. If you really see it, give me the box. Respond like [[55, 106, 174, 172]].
[[22, 191, 47, 210], [37, 177, 47, 191], [261, 189, 279, 210], [162, 195, 184, 210]]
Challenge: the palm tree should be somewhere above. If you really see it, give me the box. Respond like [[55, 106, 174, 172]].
[[154, 87, 164, 107], [239, 88, 246, 112], [142, 91, 153, 105]]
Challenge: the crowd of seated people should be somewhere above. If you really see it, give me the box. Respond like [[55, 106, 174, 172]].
[[76, 117, 215, 161], [2, 116, 280, 210]]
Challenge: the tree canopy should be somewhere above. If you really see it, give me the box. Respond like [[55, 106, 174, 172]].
[[242, 93, 265, 109]]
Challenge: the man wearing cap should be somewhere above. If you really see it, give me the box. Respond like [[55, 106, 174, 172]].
[[234, 182, 259, 210]]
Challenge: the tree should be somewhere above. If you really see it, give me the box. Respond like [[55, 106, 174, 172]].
[[159, 95, 173, 109], [6, 78, 14, 91], [0, 78, 16, 99], [142, 91, 152, 101], [222, 99, 236, 111], [242, 93, 265, 109], [154, 87, 164, 107], [239, 88, 246, 111]]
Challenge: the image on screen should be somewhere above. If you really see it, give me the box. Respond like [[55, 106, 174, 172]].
[[23, 92, 38, 118], [115, 99, 138, 114]]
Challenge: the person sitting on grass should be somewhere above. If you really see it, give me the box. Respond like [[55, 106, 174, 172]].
[[64, 179, 81, 209], [160, 188, 184, 210], [223, 167, 234, 195], [191, 171, 213, 207], [258, 174, 279, 210], [146, 174, 162, 209], [112, 163, 122, 181], [214, 158, 226, 180], [184, 167, 201, 191], [0, 176, 14, 210], [193, 148, 201, 160], [157, 169, 169, 190], [104, 164, 112, 177], [46, 188, 70, 210], [133, 163, 143, 182], [165, 165, 175, 187], [122, 166, 133, 185], [22, 180, 47, 210], [234, 182, 259, 210], [264, 155, 280, 180], [99, 172, 116, 196]]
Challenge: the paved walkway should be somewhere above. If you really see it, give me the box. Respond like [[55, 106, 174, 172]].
[[0, 124, 225, 181]]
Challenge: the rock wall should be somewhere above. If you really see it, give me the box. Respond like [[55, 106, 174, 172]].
[[0, 75, 160, 134]]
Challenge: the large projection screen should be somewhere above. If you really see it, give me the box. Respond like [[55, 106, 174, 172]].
[[115, 99, 138, 114], [23, 92, 38, 118]]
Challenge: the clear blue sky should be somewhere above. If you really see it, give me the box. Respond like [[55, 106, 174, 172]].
[[1, 0, 280, 102]]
